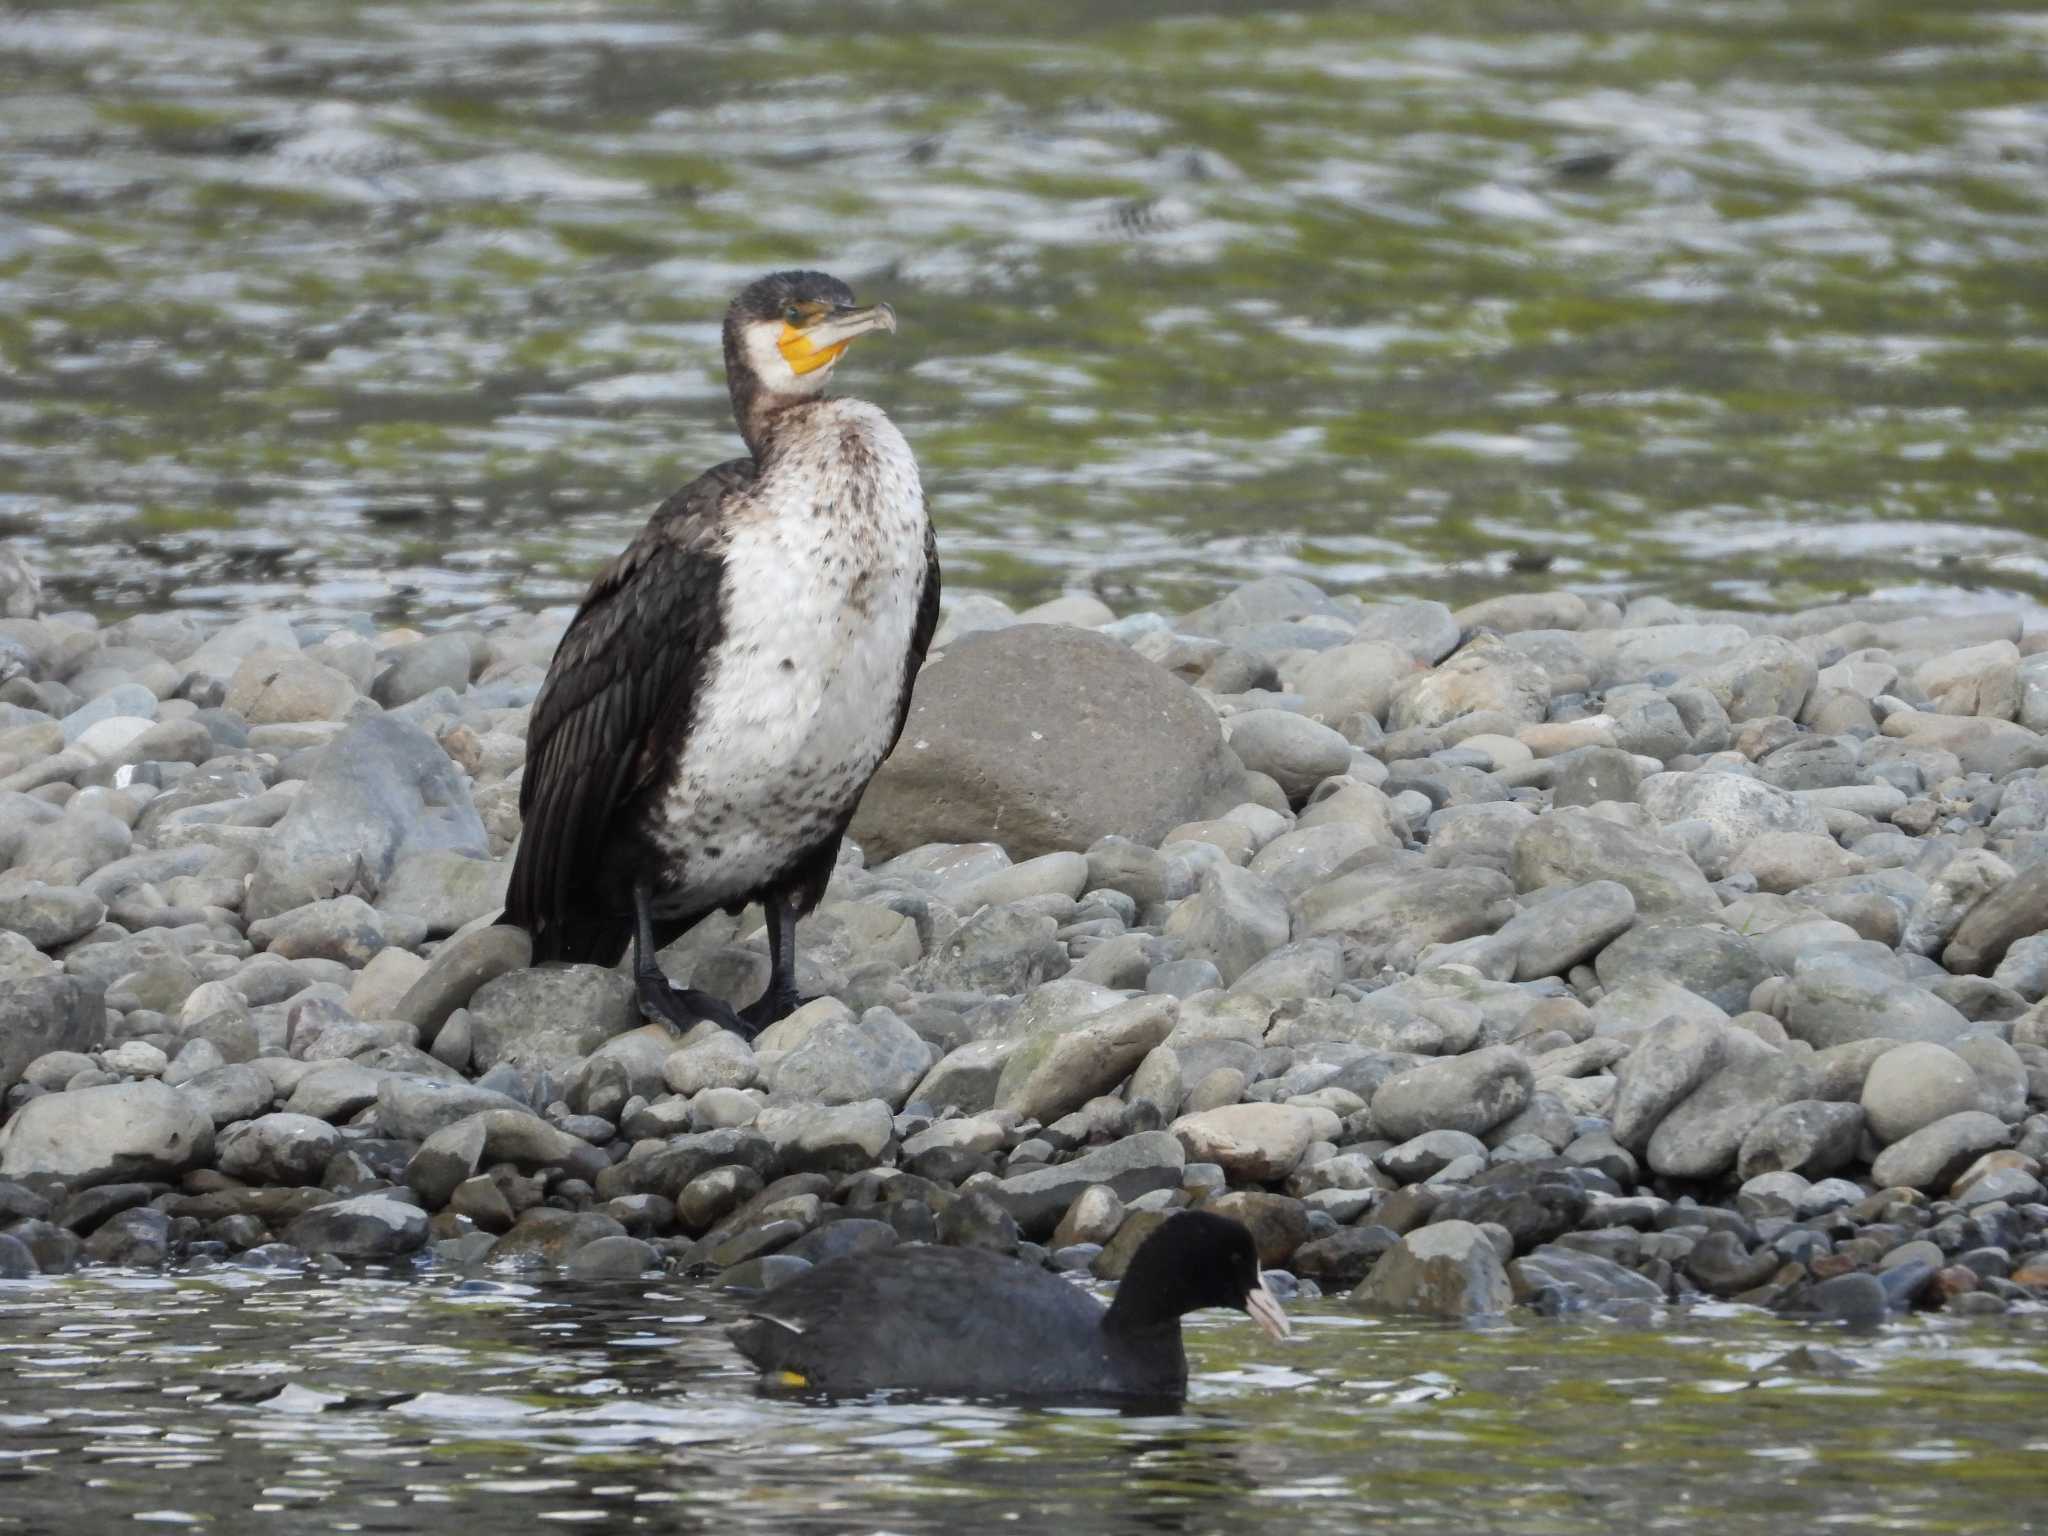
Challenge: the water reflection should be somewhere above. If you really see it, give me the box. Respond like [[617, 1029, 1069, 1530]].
[[1, 1271, 2044, 1534]]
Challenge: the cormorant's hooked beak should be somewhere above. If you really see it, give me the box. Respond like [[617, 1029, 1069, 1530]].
[[779, 301, 897, 375], [1246, 1274, 1291, 1342]]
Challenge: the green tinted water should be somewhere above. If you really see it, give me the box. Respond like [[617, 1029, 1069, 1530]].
[[2, 1272, 2045, 1535], [3, 0, 2046, 623]]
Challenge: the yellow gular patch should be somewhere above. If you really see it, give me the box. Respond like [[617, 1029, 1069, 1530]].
[[778, 322, 848, 376], [774, 1370, 809, 1388]]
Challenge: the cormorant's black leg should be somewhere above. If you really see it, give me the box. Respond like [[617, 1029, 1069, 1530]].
[[740, 898, 805, 1029], [633, 881, 755, 1039]]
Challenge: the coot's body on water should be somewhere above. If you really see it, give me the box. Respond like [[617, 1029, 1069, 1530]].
[[504, 270, 938, 1041], [726, 1212, 1290, 1402]]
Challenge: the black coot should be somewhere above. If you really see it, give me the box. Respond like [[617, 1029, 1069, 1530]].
[[725, 1210, 1290, 1401]]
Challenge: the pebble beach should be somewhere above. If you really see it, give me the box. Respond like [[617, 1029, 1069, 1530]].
[[3, 560, 2047, 1331]]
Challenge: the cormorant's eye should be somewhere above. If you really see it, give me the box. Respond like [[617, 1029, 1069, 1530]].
[[784, 305, 805, 326]]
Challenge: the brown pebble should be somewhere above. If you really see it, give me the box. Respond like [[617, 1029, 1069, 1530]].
[[1932, 1265, 1979, 1303], [2010, 1258, 2048, 1291], [1950, 1149, 2041, 1199]]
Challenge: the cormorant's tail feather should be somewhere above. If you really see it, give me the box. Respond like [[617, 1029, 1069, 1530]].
[[524, 911, 632, 968]]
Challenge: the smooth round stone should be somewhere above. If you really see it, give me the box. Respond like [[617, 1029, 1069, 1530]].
[[1147, 957, 1223, 998], [1861, 1043, 1982, 1144], [72, 715, 157, 764], [1225, 710, 1353, 801], [1738, 1170, 1811, 1207], [60, 686, 158, 741], [565, 1234, 660, 1280], [101, 1041, 168, 1078]]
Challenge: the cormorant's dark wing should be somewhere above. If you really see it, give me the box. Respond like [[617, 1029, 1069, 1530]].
[[504, 459, 754, 964], [884, 513, 941, 753]]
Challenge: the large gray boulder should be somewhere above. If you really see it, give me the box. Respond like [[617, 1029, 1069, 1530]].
[[247, 715, 488, 921], [848, 625, 1244, 861]]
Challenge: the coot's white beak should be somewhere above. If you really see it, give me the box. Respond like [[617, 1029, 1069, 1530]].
[[1246, 1274, 1291, 1342]]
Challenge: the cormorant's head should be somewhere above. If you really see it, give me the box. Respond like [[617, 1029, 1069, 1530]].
[[723, 270, 896, 405]]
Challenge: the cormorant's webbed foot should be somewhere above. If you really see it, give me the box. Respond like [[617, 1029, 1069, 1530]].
[[636, 970, 756, 1040], [739, 981, 804, 1032], [633, 878, 757, 1040]]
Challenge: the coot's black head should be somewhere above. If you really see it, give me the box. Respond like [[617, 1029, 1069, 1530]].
[[1106, 1212, 1290, 1341], [722, 269, 895, 421]]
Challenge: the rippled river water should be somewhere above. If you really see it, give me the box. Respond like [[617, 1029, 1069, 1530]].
[[3, 0, 2047, 623], [2, 1273, 2046, 1535]]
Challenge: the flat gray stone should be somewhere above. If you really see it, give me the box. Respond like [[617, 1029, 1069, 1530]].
[[375, 850, 509, 938], [1736, 1100, 1864, 1182], [0, 973, 102, 1098], [1294, 866, 1517, 974], [1945, 864, 2048, 977], [1490, 880, 1635, 981], [215, 1112, 340, 1186], [916, 906, 1067, 995], [1371, 1046, 1533, 1142], [994, 996, 1177, 1124], [246, 714, 488, 922], [1512, 808, 1716, 916], [1594, 923, 1770, 1016], [181, 1063, 276, 1127], [1610, 1016, 1727, 1151], [393, 924, 533, 1046], [467, 963, 637, 1076], [0, 880, 106, 950], [753, 1099, 894, 1175], [1170, 1103, 1321, 1182], [1163, 863, 1290, 984], [283, 1194, 429, 1259], [376, 1074, 532, 1141], [1680, 636, 1817, 723], [987, 1129, 1186, 1237], [757, 1003, 932, 1109], [1635, 771, 1827, 879], [1645, 1047, 1813, 1180], [1868, 1111, 2011, 1192], [1773, 956, 1973, 1049], [0, 1079, 213, 1189]]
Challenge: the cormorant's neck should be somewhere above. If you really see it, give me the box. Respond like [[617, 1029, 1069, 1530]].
[[728, 376, 791, 461], [724, 334, 827, 461]]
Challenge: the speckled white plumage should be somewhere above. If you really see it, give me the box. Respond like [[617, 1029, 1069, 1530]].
[[648, 396, 927, 911]]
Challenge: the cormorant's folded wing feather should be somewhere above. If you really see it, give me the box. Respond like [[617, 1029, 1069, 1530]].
[[884, 511, 941, 753], [505, 459, 753, 963]]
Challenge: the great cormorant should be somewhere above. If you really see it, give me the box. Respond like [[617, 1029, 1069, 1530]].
[[504, 270, 939, 1038]]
